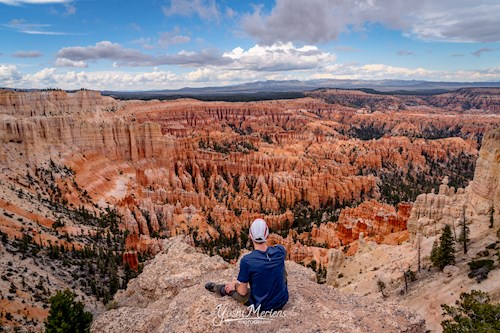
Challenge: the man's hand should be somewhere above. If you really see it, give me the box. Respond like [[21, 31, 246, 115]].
[[225, 280, 248, 296], [224, 280, 237, 294]]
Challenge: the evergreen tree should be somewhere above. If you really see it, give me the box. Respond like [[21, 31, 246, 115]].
[[458, 206, 470, 254], [441, 290, 500, 332], [44, 289, 92, 333], [431, 225, 455, 270]]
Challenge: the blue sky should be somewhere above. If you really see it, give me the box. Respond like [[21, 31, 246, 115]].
[[0, 0, 499, 90]]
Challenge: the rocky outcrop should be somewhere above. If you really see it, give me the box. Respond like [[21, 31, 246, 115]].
[[0, 116, 173, 163], [0, 89, 118, 117], [468, 128, 500, 220], [91, 236, 425, 333], [407, 177, 468, 237], [408, 128, 500, 237], [302, 200, 411, 248]]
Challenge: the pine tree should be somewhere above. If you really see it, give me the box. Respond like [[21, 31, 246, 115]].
[[431, 225, 455, 271], [458, 206, 470, 254], [44, 289, 92, 333]]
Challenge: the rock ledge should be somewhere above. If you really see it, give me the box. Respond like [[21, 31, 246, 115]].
[[92, 237, 425, 333]]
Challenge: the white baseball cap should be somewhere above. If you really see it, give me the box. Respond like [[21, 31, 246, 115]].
[[249, 218, 269, 243]]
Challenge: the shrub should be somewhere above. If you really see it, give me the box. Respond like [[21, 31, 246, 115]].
[[485, 242, 497, 250], [441, 290, 500, 332], [377, 279, 387, 298], [105, 300, 119, 311], [468, 259, 495, 283], [44, 289, 92, 333], [468, 259, 494, 271]]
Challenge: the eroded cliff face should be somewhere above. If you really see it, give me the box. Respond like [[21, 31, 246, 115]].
[[0, 89, 118, 117], [469, 128, 500, 218], [407, 178, 468, 237], [91, 236, 426, 333], [407, 128, 500, 237]]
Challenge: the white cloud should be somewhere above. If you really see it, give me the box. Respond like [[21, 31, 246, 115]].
[[0, 65, 183, 90], [5, 18, 72, 35], [29, 67, 56, 81], [55, 58, 88, 68], [162, 0, 220, 22], [242, 0, 500, 44], [242, 0, 414, 44], [170, 35, 191, 44], [225, 7, 236, 19], [185, 67, 261, 83], [409, 1, 500, 42], [12, 50, 43, 58], [0, 64, 22, 83], [223, 43, 336, 72], [159, 28, 191, 47], [133, 28, 192, 50], [56, 41, 229, 67]]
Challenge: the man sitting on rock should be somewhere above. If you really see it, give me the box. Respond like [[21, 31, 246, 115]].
[[205, 218, 289, 311]]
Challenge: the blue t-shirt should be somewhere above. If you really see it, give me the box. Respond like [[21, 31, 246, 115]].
[[237, 244, 288, 311]]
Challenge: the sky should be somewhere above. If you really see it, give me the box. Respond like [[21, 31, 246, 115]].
[[0, 0, 499, 90]]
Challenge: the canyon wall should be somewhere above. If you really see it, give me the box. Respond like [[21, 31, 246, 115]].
[[407, 128, 500, 237], [468, 128, 500, 219], [0, 89, 118, 117]]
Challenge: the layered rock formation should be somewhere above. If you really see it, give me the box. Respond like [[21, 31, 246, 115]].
[[407, 177, 467, 237], [468, 128, 500, 219], [91, 236, 425, 333], [408, 128, 500, 237], [0, 89, 118, 117]]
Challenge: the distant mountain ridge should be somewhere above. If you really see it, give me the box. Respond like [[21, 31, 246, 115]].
[[100, 79, 500, 98]]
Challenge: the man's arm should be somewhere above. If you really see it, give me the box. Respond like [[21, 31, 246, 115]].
[[224, 280, 248, 295], [236, 280, 248, 295]]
